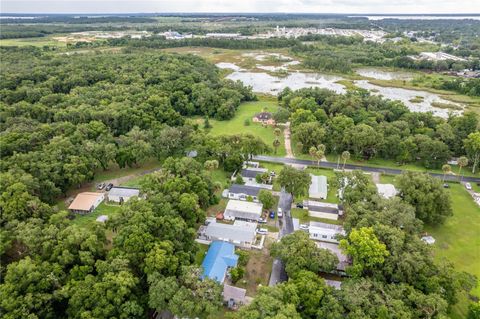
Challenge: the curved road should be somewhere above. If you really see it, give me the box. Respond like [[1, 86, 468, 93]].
[[254, 155, 480, 183]]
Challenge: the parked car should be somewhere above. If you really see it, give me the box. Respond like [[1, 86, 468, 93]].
[[299, 224, 309, 231], [105, 183, 114, 191], [296, 203, 304, 209], [258, 217, 267, 224], [257, 228, 268, 235], [269, 211, 275, 219], [465, 183, 472, 190], [97, 183, 106, 190], [277, 208, 283, 218], [443, 183, 450, 188]]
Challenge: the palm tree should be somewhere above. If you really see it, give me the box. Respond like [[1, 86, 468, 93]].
[[442, 164, 451, 182], [204, 160, 219, 174], [341, 151, 350, 170], [273, 138, 281, 154], [309, 146, 317, 163], [315, 144, 326, 167], [457, 156, 468, 182]]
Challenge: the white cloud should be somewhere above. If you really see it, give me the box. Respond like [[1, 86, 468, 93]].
[[2, 0, 479, 14]]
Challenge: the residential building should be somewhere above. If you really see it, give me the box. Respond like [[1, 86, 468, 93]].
[[375, 183, 397, 199], [202, 241, 239, 283], [68, 192, 105, 214], [224, 184, 262, 202], [309, 174, 328, 199], [308, 221, 345, 244], [238, 167, 269, 183], [316, 241, 350, 272], [107, 186, 140, 203], [304, 200, 342, 220], [223, 284, 247, 308], [202, 220, 257, 248], [224, 200, 263, 221], [252, 112, 275, 125]]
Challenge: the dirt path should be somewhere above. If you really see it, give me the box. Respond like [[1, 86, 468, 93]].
[[283, 122, 294, 158]]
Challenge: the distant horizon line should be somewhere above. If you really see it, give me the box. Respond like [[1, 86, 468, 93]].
[[2, 12, 480, 16]]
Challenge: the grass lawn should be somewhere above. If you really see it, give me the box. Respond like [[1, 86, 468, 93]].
[[0, 35, 67, 47], [94, 159, 161, 182], [423, 183, 480, 318], [205, 98, 286, 156], [258, 161, 285, 191], [234, 249, 273, 296], [291, 208, 343, 225], [70, 202, 122, 228], [194, 243, 209, 266]]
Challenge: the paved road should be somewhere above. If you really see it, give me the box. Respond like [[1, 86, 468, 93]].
[[268, 188, 293, 286], [254, 155, 480, 183]]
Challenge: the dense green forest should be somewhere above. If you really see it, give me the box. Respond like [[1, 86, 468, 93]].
[[277, 87, 479, 170]]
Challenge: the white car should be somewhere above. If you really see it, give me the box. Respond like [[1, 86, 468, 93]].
[[257, 228, 268, 235], [299, 224, 309, 231], [277, 208, 283, 218], [465, 183, 472, 190]]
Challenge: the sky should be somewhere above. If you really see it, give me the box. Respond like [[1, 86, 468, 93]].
[[2, 0, 480, 14]]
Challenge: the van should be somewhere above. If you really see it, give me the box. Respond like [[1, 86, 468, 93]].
[[465, 183, 472, 190]]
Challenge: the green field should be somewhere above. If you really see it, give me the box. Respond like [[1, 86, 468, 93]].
[[0, 36, 66, 47], [70, 202, 122, 228], [206, 99, 286, 156], [194, 243, 209, 265], [426, 183, 480, 319]]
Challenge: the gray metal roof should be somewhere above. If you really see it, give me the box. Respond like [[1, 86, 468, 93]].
[[308, 205, 339, 215], [241, 169, 263, 178], [108, 187, 140, 198], [229, 184, 261, 196], [205, 222, 256, 243]]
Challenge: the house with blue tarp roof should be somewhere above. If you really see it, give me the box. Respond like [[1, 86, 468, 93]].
[[202, 241, 239, 283]]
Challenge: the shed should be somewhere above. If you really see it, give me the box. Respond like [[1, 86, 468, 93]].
[[309, 175, 328, 199], [68, 192, 105, 214], [107, 186, 140, 203], [223, 284, 247, 307], [224, 200, 263, 221], [202, 241, 239, 283], [376, 184, 397, 199]]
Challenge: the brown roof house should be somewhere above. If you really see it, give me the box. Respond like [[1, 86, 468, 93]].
[[68, 192, 105, 214], [252, 112, 275, 126]]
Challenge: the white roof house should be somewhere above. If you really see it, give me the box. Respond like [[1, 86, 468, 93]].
[[308, 221, 345, 244], [224, 200, 263, 221], [203, 220, 257, 248], [375, 184, 397, 199], [107, 186, 140, 203], [309, 175, 328, 199]]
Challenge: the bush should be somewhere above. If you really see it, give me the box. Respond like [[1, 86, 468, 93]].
[[244, 118, 250, 126], [230, 267, 245, 284], [237, 250, 250, 267]]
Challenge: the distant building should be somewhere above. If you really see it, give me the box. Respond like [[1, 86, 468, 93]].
[[224, 200, 263, 222], [205, 33, 241, 38], [252, 112, 275, 125], [68, 192, 104, 214], [202, 220, 257, 248], [224, 184, 262, 202], [107, 186, 140, 203], [303, 200, 342, 220], [202, 241, 239, 283], [309, 175, 328, 199], [308, 221, 345, 244], [375, 184, 397, 199]]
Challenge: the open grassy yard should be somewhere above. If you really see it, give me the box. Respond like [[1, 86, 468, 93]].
[[0, 35, 67, 47], [234, 249, 273, 296], [425, 183, 480, 319], [291, 208, 343, 225], [205, 99, 286, 156], [70, 202, 122, 228], [195, 243, 209, 266]]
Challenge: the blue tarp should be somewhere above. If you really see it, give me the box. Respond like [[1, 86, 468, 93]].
[[202, 241, 239, 283]]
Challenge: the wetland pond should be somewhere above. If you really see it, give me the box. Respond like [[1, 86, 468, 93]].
[[216, 62, 464, 118]]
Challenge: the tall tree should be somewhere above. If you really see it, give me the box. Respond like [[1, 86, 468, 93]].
[[442, 164, 451, 182], [457, 156, 469, 182], [464, 132, 480, 174], [277, 166, 311, 199]]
